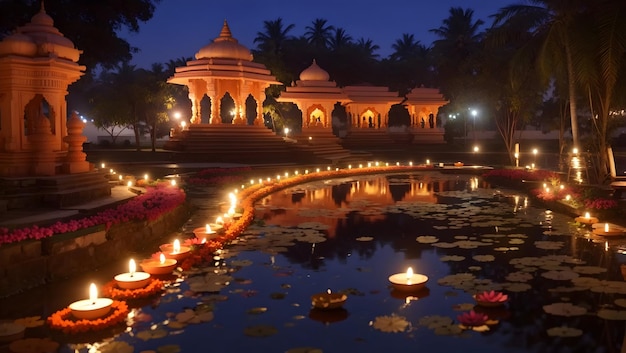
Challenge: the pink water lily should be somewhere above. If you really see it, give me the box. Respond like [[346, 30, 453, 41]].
[[457, 310, 488, 327], [475, 290, 508, 303]]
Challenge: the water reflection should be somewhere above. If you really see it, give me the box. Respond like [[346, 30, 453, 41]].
[[34, 172, 626, 353]]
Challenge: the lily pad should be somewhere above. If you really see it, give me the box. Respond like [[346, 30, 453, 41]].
[[371, 314, 410, 333], [543, 302, 587, 317], [547, 326, 583, 337], [136, 328, 168, 341], [244, 324, 279, 337]]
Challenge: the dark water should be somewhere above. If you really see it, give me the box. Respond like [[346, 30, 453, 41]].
[[5, 172, 626, 353]]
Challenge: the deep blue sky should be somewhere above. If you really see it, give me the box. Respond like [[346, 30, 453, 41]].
[[124, 0, 515, 68]]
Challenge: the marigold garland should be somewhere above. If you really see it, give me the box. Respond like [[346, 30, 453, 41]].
[[47, 300, 128, 334], [102, 278, 164, 300]]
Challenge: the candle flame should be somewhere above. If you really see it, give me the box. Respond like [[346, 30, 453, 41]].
[[216, 216, 223, 225], [173, 239, 181, 254], [585, 212, 590, 219], [159, 253, 165, 264], [406, 267, 413, 279], [327, 289, 331, 294], [206, 224, 212, 233], [89, 283, 98, 304], [129, 259, 136, 276], [201, 237, 207, 244], [605, 223, 610, 232]]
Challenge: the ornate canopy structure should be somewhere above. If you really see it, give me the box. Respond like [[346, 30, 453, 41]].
[[168, 21, 281, 126], [404, 87, 448, 129], [343, 85, 403, 129], [276, 60, 349, 129], [0, 3, 87, 176]]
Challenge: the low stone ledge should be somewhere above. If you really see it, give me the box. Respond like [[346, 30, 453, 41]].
[[0, 240, 41, 268], [41, 225, 107, 255], [0, 202, 192, 298]]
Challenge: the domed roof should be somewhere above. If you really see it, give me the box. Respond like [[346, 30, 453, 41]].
[[195, 20, 253, 61], [0, 3, 80, 62], [299, 60, 330, 81]]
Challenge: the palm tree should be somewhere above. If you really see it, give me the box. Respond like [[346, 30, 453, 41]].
[[390, 33, 426, 62], [430, 7, 484, 56], [253, 18, 295, 56], [355, 38, 380, 60], [492, 0, 584, 150], [329, 27, 353, 52], [429, 7, 485, 110], [304, 18, 334, 50]]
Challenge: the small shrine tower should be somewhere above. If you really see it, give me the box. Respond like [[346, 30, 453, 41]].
[[0, 3, 86, 177]]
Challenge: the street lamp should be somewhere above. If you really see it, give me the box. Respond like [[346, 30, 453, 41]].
[[470, 109, 478, 143]]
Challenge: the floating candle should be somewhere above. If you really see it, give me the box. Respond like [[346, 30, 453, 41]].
[[591, 222, 626, 236], [68, 283, 113, 320], [114, 259, 151, 289], [193, 224, 221, 240], [574, 212, 598, 225], [388, 267, 429, 291], [0, 321, 25, 342], [311, 289, 347, 310], [159, 239, 191, 261], [140, 253, 177, 275]]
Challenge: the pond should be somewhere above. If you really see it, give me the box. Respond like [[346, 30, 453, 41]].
[[12, 172, 626, 353]]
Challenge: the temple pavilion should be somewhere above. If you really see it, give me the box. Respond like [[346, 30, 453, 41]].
[[0, 4, 109, 210]]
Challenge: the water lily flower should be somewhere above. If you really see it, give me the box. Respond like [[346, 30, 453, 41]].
[[475, 290, 508, 304], [457, 310, 488, 327]]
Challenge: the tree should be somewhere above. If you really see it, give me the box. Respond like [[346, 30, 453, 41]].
[[304, 18, 334, 51], [482, 27, 544, 165], [141, 64, 174, 151], [430, 7, 485, 109], [253, 18, 295, 57], [0, 0, 160, 71], [492, 0, 585, 151], [355, 38, 380, 61], [329, 27, 353, 52]]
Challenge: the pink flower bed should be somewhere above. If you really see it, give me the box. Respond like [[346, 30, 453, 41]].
[[0, 182, 186, 246]]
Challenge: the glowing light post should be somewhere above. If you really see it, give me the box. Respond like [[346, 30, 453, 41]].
[[284, 127, 290, 138], [470, 109, 478, 144], [533, 148, 538, 168]]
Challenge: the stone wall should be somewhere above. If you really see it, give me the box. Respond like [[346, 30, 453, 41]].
[[0, 203, 193, 297]]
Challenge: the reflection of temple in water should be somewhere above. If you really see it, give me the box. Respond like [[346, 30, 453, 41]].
[[256, 173, 474, 238]]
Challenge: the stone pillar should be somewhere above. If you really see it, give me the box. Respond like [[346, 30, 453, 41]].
[[62, 111, 90, 173], [253, 97, 264, 126], [28, 114, 56, 176], [209, 95, 221, 124]]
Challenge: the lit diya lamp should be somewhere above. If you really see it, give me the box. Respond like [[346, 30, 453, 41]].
[[140, 253, 177, 275], [192, 223, 220, 240], [68, 283, 113, 320], [473, 290, 508, 308], [574, 212, 598, 225], [159, 239, 191, 261], [114, 259, 151, 289], [388, 267, 428, 292], [226, 206, 242, 220], [592, 222, 626, 236], [311, 289, 347, 310]]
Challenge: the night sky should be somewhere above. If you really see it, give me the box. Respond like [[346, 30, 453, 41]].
[[123, 0, 515, 68]]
